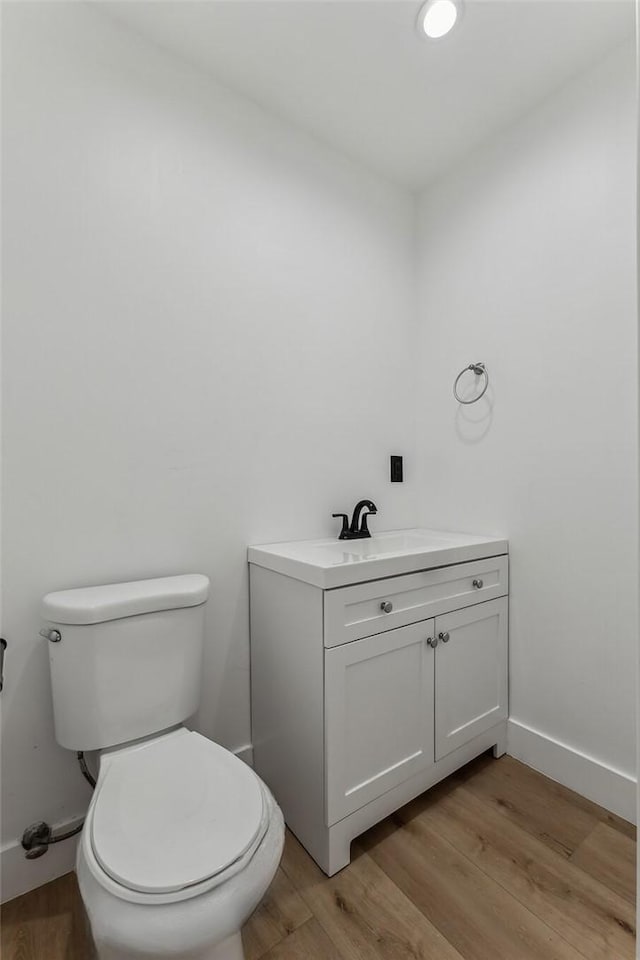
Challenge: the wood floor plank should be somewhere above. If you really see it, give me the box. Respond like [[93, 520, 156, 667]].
[[361, 812, 588, 960], [570, 823, 636, 905], [0, 872, 94, 960], [242, 866, 312, 960], [459, 753, 636, 841], [259, 918, 343, 960], [281, 830, 465, 960], [413, 783, 635, 960], [460, 755, 605, 858]]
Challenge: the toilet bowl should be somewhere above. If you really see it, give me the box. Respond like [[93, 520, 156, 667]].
[[76, 728, 284, 960], [42, 574, 284, 960]]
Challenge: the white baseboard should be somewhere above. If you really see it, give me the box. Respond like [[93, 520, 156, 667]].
[[507, 718, 636, 824], [1, 818, 82, 905], [233, 743, 254, 767]]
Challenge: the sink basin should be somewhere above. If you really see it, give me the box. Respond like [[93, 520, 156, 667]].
[[310, 530, 471, 560], [248, 528, 508, 588]]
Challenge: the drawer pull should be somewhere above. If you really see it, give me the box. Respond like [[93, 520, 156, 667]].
[[438, 631, 450, 643], [472, 579, 484, 589], [380, 601, 393, 613], [426, 636, 438, 648]]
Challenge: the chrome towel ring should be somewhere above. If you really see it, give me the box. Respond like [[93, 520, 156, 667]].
[[453, 362, 489, 404]]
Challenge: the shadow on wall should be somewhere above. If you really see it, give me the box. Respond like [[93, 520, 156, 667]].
[[455, 388, 494, 444]]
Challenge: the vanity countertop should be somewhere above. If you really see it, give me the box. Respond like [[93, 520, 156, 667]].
[[248, 528, 508, 589]]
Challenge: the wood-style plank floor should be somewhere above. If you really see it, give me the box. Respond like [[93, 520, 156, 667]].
[[2, 753, 636, 960]]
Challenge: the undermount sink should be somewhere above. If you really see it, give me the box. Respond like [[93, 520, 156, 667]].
[[248, 528, 508, 588]]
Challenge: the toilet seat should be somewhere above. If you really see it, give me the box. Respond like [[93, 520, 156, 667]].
[[90, 731, 267, 895]]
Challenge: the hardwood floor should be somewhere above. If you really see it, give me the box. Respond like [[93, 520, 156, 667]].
[[1, 753, 636, 960]]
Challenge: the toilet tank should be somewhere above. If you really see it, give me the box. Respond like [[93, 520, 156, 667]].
[[43, 574, 210, 751]]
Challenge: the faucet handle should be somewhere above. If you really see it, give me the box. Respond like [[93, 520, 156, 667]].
[[332, 513, 349, 540]]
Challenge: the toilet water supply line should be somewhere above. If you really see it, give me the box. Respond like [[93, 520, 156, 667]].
[[78, 750, 97, 789], [21, 752, 96, 859]]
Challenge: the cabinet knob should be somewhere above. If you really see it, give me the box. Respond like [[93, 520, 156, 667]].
[[438, 631, 450, 643], [472, 579, 484, 589], [380, 601, 393, 613], [426, 636, 438, 648]]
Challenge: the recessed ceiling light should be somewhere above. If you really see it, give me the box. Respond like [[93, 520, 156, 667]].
[[417, 0, 461, 39]]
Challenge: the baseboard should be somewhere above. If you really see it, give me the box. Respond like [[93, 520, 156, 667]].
[[233, 743, 254, 767], [1, 818, 82, 905], [507, 719, 636, 824]]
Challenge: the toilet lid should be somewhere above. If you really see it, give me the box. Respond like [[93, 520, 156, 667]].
[[91, 732, 266, 894]]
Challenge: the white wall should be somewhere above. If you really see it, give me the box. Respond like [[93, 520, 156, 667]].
[[416, 41, 638, 815], [1, 3, 418, 898], [636, 4, 639, 952]]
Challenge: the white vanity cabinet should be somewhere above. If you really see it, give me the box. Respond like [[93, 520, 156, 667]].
[[249, 528, 508, 876]]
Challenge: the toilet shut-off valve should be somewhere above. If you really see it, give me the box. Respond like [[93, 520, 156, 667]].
[[22, 821, 52, 860]]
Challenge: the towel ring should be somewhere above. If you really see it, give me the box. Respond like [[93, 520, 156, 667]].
[[453, 362, 489, 404]]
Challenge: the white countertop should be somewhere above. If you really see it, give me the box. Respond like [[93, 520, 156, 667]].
[[248, 528, 508, 589]]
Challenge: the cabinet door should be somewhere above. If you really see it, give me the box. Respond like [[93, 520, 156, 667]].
[[435, 597, 508, 761], [325, 620, 435, 825]]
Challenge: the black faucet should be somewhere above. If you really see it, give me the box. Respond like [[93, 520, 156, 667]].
[[332, 500, 378, 540]]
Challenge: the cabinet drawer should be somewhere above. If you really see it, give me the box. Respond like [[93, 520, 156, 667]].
[[324, 555, 508, 647]]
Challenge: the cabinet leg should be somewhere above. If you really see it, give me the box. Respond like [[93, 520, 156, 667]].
[[492, 733, 507, 759], [324, 828, 352, 877]]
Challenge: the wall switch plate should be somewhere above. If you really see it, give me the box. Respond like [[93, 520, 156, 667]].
[[390, 455, 403, 482]]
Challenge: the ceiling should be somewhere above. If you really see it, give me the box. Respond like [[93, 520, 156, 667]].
[[102, 0, 635, 190]]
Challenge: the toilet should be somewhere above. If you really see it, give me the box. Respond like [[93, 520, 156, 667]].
[[43, 574, 284, 960]]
